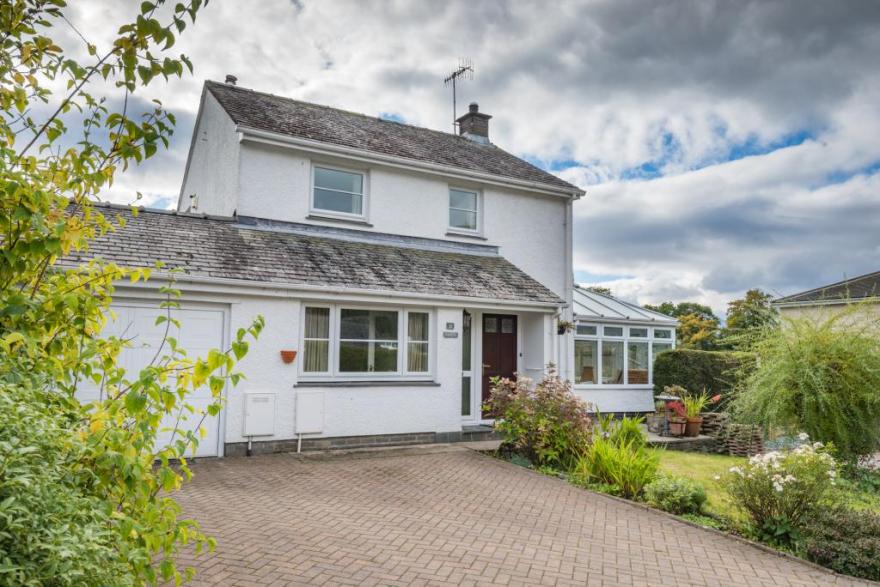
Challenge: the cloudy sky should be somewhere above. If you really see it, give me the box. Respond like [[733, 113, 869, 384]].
[[66, 0, 880, 315]]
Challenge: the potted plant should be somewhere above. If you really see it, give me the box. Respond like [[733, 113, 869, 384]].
[[667, 401, 688, 437], [556, 319, 574, 335], [646, 400, 666, 433], [681, 390, 720, 437]]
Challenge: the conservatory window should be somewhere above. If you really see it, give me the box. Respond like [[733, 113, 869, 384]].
[[627, 341, 650, 384], [574, 340, 598, 384], [602, 340, 625, 384], [574, 321, 675, 387]]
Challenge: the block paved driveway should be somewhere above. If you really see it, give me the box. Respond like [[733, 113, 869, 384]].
[[175, 446, 866, 586]]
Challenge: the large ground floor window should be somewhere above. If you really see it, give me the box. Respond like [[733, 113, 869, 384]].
[[574, 323, 675, 386], [301, 304, 432, 378]]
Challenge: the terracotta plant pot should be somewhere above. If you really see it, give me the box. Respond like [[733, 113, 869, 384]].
[[668, 417, 687, 437], [280, 350, 297, 364], [685, 417, 703, 437]]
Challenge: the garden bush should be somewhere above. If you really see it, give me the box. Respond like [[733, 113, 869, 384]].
[[571, 437, 659, 499], [722, 438, 838, 546], [732, 309, 880, 463], [572, 418, 658, 499], [802, 507, 880, 581], [488, 367, 593, 469], [653, 349, 754, 407], [644, 475, 708, 515]]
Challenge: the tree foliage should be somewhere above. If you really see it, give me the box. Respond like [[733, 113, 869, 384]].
[[645, 300, 721, 349], [732, 307, 880, 463], [721, 289, 778, 349], [0, 1, 263, 584]]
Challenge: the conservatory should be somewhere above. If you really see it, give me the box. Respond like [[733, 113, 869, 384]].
[[570, 286, 678, 413]]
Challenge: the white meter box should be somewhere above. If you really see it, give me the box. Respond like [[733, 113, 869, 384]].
[[243, 392, 276, 436]]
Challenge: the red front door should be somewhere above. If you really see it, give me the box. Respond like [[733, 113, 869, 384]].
[[482, 314, 517, 416]]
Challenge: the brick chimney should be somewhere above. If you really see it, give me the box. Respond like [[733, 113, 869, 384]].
[[456, 102, 491, 143]]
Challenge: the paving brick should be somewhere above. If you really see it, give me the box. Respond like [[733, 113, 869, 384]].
[[172, 447, 867, 586]]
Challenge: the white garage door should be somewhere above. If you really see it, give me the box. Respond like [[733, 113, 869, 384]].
[[78, 302, 227, 457]]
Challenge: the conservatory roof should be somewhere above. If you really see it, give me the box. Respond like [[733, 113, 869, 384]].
[[573, 286, 678, 326]]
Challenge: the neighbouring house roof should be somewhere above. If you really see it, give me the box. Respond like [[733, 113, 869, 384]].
[[62, 204, 564, 306], [774, 270, 880, 305], [204, 81, 581, 195], [573, 286, 678, 326]]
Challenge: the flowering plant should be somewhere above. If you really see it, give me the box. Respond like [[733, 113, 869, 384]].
[[667, 401, 687, 419], [721, 434, 838, 546]]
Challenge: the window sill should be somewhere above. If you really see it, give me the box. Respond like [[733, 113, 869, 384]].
[[295, 380, 440, 388], [445, 230, 487, 241], [307, 214, 373, 227]]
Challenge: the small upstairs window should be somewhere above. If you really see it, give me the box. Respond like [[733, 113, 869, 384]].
[[449, 188, 479, 232], [313, 166, 365, 218]]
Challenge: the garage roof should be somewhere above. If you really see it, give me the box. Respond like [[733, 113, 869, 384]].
[[64, 205, 564, 305]]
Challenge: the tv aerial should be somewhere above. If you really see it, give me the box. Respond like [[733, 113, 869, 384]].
[[444, 58, 474, 133]]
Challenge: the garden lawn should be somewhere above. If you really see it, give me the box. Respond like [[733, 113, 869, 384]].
[[653, 450, 745, 521], [654, 450, 880, 522]]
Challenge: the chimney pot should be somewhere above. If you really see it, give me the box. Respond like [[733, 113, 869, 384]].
[[225, 74, 238, 85], [456, 102, 492, 142]]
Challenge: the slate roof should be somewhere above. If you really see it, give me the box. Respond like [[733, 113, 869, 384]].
[[775, 270, 880, 304], [573, 286, 678, 325], [63, 205, 564, 305], [205, 81, 580, 194]]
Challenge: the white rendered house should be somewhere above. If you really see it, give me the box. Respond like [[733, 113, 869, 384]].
[[70, 78, 584, 456], [570, 286, 678, 413]]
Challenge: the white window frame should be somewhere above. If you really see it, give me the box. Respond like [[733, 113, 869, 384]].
[[573, 321, 676, 389], [447, 186, 483, 236], [299, 303, 434, 381], [310, 163, 369, 222]]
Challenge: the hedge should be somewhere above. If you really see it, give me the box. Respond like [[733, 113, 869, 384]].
[[652, 349, 754, 406]]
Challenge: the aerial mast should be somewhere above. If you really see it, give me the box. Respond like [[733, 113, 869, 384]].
[[444, 58, 474, 133]]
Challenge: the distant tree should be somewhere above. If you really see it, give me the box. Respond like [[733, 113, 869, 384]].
[[722, 289, 778, 349], [584, 285, 613, 296], [644, 301, 720, 348], [676, 313, 721, 350], [645, 301, 718, 322]]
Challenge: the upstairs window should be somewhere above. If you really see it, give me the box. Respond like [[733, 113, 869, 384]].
[[449, 188, 479, 232], [313, 166, 365, 218]]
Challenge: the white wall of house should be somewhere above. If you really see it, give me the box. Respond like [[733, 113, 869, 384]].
[[234, 141, 571, 300], [178, 91, 241, 217], [108, 284, 555, 452]]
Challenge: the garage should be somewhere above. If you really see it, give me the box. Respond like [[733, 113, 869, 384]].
[[78, 301, 228, 457]]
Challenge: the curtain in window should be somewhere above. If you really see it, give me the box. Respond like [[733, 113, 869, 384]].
[[602, 341, 624, 384], [303, 307, 330, 372], [407, 312, 429, 373], [574, 340, 598, 384]]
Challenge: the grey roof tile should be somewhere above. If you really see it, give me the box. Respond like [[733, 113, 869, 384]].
[[205, 81, 580, 193], [64, 205, 563, 305]]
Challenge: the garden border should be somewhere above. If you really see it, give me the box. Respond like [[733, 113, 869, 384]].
[[472, 448, 880, 585]]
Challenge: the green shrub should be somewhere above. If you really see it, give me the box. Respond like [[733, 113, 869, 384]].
[[608, 415, 647, 450], [644, 475, 708, 515], [723, 439, 838, 547], [653, 349, 754, 407], [732, 308, 880, 463], [488, 368, 593, 469], [0, 385, 129, 586], [572, 436, 659, 499], [802, 507, 880, 581]]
